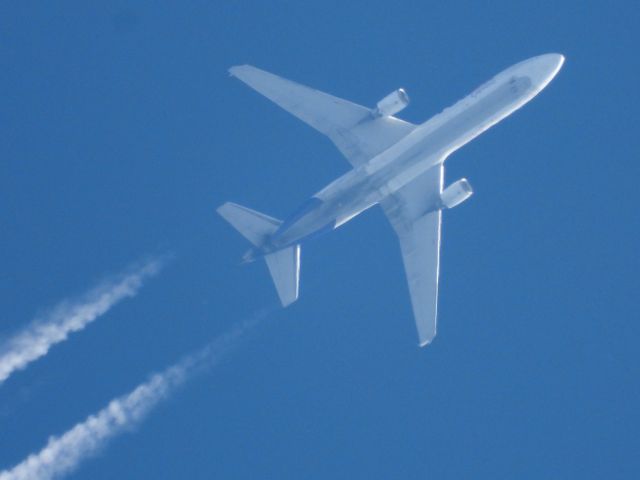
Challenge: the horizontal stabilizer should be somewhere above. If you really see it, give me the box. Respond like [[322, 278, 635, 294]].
[[264, 245, 301, 307], [217, 202, 281, 247]]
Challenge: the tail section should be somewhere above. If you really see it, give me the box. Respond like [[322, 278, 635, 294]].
[[217, 202, 301, 307]]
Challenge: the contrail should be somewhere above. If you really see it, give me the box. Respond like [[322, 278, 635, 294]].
[[0, 310, 268, 480], [0, 257, 166, 386]]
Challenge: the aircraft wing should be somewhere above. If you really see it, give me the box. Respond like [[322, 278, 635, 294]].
[[229, 65, 416, 167], [379, 164, 444, 346]]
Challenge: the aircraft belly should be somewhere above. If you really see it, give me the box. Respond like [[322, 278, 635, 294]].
[[271, 76, 536, 250], [365, 75, 534, 199], [275, 179, 380, 247], [272, 210, 329, 247]]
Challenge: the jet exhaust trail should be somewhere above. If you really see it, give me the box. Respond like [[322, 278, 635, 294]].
[[0, 257, 166, 386], [0, 309, 269, 480]]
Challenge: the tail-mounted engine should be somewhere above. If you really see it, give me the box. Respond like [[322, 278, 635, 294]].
[[373, 89, 410, 117], [440, 179, 473, 209]]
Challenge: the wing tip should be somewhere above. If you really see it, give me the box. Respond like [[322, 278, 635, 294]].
[[418, 332, 436, 348], [279, 293, 299, 308], [228, 64, 254, 78], [216, 201, 230, 211], [216, 201, 236, 220]]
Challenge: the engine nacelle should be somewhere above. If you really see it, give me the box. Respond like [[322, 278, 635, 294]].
[[373, 89, 410, 117], [440, 179, 473, 209]]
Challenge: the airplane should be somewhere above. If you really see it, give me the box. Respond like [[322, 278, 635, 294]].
[[218, 54, 565, 346]]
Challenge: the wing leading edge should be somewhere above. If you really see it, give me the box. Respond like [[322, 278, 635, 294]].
[[380, 164, 444, 346], [229, 65, 416, 167]]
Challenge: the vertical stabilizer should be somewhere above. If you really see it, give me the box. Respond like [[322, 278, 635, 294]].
[[264, 245, 300, 307]]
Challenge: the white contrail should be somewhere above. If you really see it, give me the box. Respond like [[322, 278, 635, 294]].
[[0, 257, 166, 385], [0, 311, 267, 480]]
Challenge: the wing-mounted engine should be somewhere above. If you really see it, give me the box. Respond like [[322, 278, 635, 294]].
[[373, 89, 410, 117], [440, 179, 473, 209]]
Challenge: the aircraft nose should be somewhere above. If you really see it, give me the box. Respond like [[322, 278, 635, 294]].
[[520, 53, 565, 91]]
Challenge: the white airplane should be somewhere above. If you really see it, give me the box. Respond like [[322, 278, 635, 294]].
[[218, 54, 565, 346]]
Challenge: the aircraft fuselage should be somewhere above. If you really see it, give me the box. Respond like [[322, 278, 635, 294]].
[[263, 55, 563, 252]]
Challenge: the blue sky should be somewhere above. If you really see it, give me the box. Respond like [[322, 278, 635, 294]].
[[1, 1, 639, 479]]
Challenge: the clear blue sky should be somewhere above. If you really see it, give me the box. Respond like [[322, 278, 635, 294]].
[[1, 1, 639, 479]]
